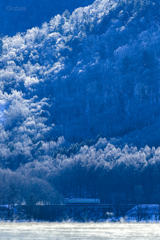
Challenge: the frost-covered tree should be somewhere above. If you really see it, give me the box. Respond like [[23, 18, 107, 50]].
[[0, 0, 160, 207]]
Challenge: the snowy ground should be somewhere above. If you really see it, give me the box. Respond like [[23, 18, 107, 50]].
[[109, 204, 160, 222], [1, 204, 160, 222]]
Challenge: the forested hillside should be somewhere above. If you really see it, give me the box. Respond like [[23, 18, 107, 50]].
[[0, 0, 94, 36], [1, 0, 160, 207]]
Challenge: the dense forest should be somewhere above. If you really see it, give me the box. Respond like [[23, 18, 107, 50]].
[[1, 138, 160, 206], [1, 0, 160, 209]]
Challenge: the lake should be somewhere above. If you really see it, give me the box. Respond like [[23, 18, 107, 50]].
[[0, 222, 160, 239]]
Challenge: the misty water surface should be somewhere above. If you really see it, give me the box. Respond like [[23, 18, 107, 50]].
[[0, 222, 160, 239]]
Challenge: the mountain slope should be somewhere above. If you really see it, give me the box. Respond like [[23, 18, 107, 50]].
[[1, 0, 160, 207], [0, 0, 160, 168]]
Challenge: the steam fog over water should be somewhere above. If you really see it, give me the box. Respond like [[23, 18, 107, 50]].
[[1, 222, 160, 239]]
